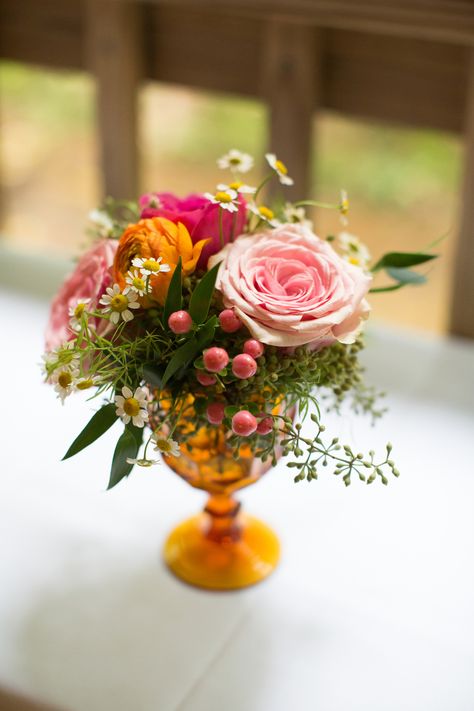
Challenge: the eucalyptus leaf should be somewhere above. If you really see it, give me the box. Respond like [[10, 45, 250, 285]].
[[107, 428, 140, 490], [63, 403, 117, 460], [163, 257, 182, 327], [371, 251, 436, 273], [386, 267, 427, 285], [189, 262, 221, 324]]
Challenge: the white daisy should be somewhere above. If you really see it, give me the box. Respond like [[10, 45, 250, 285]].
[[88, 209, 114, 237], [248, 203, 280, 227], [282, 203, 313, 229], [217, 149, 254, 174], [204, 188, 239, 213], [99, 284, 140, 324], [124, 269, 149, 297], [217, 181, 256, 195], [131, 256, 170, 277], [42, 343, 79, 379], [265, 153, 294, 186], [339, 189, 349, 225], [75, 375, 100, 391], [126, 457, 161, 467], [153, 431, 181, 458], [52, 363, 79, 403], [338, 231, 371, 269], [68, 298, 90, 331], [115, 386, 149, 427]]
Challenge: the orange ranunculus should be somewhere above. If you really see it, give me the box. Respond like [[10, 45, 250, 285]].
[[113, 217, 208, 304]]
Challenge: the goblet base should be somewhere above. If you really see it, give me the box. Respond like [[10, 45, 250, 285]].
[[163, 513, 280, 591]]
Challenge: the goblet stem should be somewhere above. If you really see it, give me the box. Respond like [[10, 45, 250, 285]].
[[204, 494, 242, 543]]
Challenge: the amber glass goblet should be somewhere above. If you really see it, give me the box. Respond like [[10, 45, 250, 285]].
[[161, 423, 282, 591]]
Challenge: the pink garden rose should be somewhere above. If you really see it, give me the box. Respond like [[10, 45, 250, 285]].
[[140, 192, 247, 269], [45, 239, 118, 351], [209, 223, 372, 348]]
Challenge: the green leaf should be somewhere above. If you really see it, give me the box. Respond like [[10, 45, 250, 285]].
[[142, 365, 163, 389], [63, 403, 117, 460], [189, 262, 221, 324], [369, 284, 404, 293], [224, 406, 239, 418], [107, 428, 140, 490], [386, 267, 427, 285], [163, 256, 182, 327], [161, 338, 200, 388], [371, 251, 437, 273], [196, 315, 218, 348]]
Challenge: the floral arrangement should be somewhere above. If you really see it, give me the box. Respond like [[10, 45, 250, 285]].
[[42, 150, 436, 489]]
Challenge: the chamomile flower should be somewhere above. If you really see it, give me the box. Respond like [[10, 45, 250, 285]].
[[115, 386, 149, 427], [75, 375, 100, 391], [338, 231, 371, 269], [68, 299, 90, 331], [88, 209, 114, 237], [217, 182, 256, 195], [204, 188, 239, 213], [131, 256, 170, 277], [52, 364, 79, 403], [282, 203, 313, 229], [339, 190, 349, 225], [248, 203, 280, 227], [217, 149, 254, 174], [153, 431, 181, 458], [99, 284, 140, 324], [124, 269, 149, 297], [42, 343, 79, 378], [126, 457, 161, 467], [265, 153, 294, 186]]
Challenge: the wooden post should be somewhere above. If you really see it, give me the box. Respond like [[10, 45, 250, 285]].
[[261, 21, 320, 201], [85, 0, 143, 200], [450, 47, 474, 339]]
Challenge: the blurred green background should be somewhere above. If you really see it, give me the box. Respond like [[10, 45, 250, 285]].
[[0, 61, 461, 333]]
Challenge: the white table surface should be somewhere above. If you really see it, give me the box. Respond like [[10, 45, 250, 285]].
[[1, 289, 474, 711]]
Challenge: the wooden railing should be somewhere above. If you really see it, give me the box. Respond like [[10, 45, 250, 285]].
[[1, 0, 474, 337]]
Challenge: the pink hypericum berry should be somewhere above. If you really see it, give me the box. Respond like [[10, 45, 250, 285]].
[[203, 347, 229, 373], [257, 416, 274, 435], [196, 370, 217, 386], [243, 339, 264, 358], [206, 402, 226, 425], [218, 309, 241, 333], [232, 353, 257, 379], [168, 310, 193, 334], [232, 410, 258, 437]]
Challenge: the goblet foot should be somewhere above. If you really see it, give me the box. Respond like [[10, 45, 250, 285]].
[[163, 513, 280, 591]]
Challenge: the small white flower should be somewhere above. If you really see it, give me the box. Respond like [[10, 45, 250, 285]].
[[75, 375, 100, 391], [124, 269, 149, 297], [52, 363, 79, 403], [99, 284, 140, 324], [131, 256, 170, 277], [89, 209, 114, 237], [248, 203, 280, 227], [204, 188, 239, 213], [68, 298, 90, 331], [265, 153, 294, 186], [41, 343, 80, 379], [339, 190, 349, 225], [217, 182, 256, 195], [217, 149, 254, 174], [153, 431, 181, 458], [115, 386, 149, 427], [282, 203, 313, 229], [338, 231, 371, 269], [126, 457, 161, 467]]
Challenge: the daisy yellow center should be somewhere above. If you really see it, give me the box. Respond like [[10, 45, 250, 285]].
[[341, 199, 349, 214], [58, 372, 72, 388], [110, 294, 129, 312], [155, 438, 172, 453], [74, 303, 86, 319], [76, 378, 94, 390], [215, 191, 232, 203], [137, 459, 153, 467], [275, 159, 287, 175], [259, 206, 274, 220], [132, 276, 145, 290], [142, 259, 161, 272], [229, 157, 241, 165], [349, 256, 361, 266], [229, 181, 242, 190], [123, 397, 140, 416]]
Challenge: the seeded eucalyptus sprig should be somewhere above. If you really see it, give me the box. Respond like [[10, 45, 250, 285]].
[[280, 415, 399, 486]]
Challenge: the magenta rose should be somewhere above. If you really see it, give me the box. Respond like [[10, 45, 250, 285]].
[[209, 223, 372, 348], [45, 239, 118, 351], [139, 192, 247, 269]]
